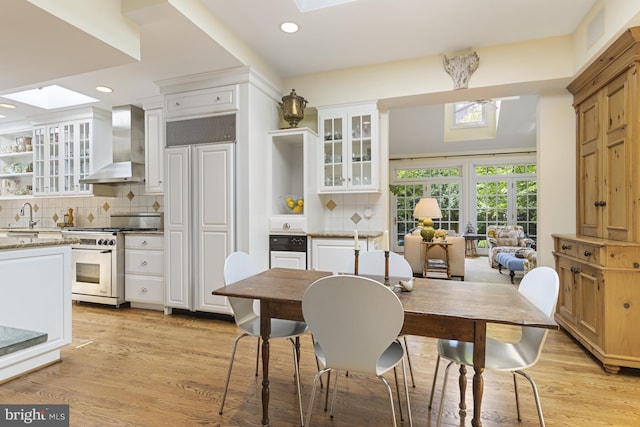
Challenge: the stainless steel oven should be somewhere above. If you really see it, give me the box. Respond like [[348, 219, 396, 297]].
[[65, 231, 124, 307], [62, 212, 163, 308]]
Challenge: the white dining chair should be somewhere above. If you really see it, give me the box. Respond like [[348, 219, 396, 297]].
[[302, 274, 412, 427], [348, 250, 417, 387], [428, 266, 560, 427], [219, 252, 308, 426]]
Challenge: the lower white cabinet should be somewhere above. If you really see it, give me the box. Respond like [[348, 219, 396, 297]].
[[270, 251, 306, 269], [310, 237, 375, 273], [125, 234, 165, 310]]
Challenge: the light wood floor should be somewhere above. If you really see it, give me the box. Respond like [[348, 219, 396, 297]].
[[1, 303, 639, 426]]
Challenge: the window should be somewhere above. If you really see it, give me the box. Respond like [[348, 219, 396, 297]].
[[473, 163, 537, 245], [452, 102, 487, 128], [391, 166, 462, 250]]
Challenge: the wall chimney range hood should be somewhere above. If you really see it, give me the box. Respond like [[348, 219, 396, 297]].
[[80, 105, 145, 184]]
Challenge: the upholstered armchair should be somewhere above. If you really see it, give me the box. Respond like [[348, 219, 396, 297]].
[[404, 229, 465, 280], [487, 225, 535, 269]]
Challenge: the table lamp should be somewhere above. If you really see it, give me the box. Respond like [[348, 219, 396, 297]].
[[413, 197, 442, 241]]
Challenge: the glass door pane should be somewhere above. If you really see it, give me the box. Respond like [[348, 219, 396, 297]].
[[322, 117, 344, 189]]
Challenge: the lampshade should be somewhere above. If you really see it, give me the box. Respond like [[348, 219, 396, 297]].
[[413, 197, 442, 220]]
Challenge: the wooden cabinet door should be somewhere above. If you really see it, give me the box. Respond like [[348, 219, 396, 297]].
[[577, 92, 602, 238], [603, 70, 634, 241], [576, 264, 602, 346], [556, 257, 579, 325]]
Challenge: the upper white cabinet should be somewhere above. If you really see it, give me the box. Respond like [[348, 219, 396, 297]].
[[145, 108, 164, 194], [0, 126, 34, 198], [164, 86, 238, 120], [317, 102, 379, 193], [268, 128, 322, 234], [32, 108, 111, 196]]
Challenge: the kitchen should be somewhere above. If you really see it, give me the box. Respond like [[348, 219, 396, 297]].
[[2, 1, 640, 426]]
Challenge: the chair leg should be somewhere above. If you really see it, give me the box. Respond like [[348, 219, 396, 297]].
[[401, 358, 414, 427], [393, 367, 404, 422], [402, 335, 416, 387], [329, 370, 340, 418], [288, 338, 305, 427], [436, 361, 455, 427], [219, 332, 251, 414], [428, 354, 441, 409], [378, 375, 398, 427], [512, 371, 522, 421], [324, 370, 331, 411], [515, 370, 546, 427], [255, 337, 260, 376], [306, 368, 331, 427]]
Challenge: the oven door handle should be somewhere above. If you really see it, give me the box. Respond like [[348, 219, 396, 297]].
[[100, 249, 112, 254]]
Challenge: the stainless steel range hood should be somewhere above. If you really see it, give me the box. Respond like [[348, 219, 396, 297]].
[[80, 105, 145, 184]]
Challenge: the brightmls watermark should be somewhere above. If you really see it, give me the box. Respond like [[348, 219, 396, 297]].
[[0, 405, 68, 426]]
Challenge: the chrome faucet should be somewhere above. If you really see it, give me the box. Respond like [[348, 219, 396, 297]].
[[19, 202, 37, 229]]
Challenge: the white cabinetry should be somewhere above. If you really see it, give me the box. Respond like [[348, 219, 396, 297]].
[[310, 237, 378, 273], [164, 86, 238, 119], [32, 108, 110, 196], [125, 234, 164, 309], [317, 103, 379, 193], [0, 127, 33, 198], [270, 251, 306, 269], [268, 128, 321, 234], [165, 143, 235, 314], [144, 108, 164, 194]]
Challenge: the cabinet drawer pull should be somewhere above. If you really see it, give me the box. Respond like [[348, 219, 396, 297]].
[[583, 250, 592, 257], [141, 240, 148, 246], [570, 266, 580, 274], [141, 287, 148, 293], [141, 260, 148, 266], [561, 244, 571, 250], [624, 302, 630, 309], [634, 263, 640, 269]]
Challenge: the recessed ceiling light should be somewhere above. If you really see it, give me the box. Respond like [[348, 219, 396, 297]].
[[96, 86, 113, 93], [280, 22, 299, 33], [0, 103, 16, 109]]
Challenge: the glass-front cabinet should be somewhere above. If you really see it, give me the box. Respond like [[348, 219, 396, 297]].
[[318, 102, 378, 193], [33, 108, 110, 196], [0, 125, 34, 198]]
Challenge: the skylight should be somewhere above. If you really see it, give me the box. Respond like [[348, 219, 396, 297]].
[[1, 85, 98, 110], [294, 0, 357, 12]]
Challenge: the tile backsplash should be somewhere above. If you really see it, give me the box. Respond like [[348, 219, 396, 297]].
[[0, 183, 163, 229]]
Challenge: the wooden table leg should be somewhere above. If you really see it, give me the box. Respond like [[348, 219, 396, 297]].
[[471, 321, 487, 427], [260, 305, 272, 426], [458, 364, 467, 415]]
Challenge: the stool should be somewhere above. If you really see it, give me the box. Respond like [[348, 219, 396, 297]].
[[495, 252, 526, 284]]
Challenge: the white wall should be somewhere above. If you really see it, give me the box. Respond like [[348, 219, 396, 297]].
[[536, 93, 576, 267]]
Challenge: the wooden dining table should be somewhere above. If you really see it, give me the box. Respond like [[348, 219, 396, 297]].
[[213, 268, 557, 427]]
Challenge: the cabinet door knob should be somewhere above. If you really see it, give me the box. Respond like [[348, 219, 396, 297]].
[[561, 244, 571, 250], [141, 240, 148, 246], [283, 223, 291, 230], [583, 250, 592, 257], [141, 287, 148, 293], [570, 266, 579, 274], [141, 260, 148, 266]]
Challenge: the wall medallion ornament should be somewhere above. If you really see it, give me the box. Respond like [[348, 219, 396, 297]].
[[443, 51, 480, 90]]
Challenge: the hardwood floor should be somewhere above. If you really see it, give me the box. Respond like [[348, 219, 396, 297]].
[[1, 303, 639, 426]]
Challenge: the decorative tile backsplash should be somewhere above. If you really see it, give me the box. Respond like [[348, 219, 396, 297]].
[[0, 183, 163, 229], [319, 193, 383, 232]]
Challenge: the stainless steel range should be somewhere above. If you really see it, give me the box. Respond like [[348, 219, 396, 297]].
[[62, 213, 163, 307]]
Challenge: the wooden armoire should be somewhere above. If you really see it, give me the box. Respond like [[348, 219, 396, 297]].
[[553, 27, 640, 374]]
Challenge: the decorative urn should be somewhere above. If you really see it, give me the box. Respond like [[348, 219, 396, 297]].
[[279, 89, 308, 128]]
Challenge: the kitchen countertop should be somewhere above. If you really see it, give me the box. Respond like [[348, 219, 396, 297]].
[[0, 236, 78, 250], [306, 231, 383, 238], [0, 326, 48, 357], [121, 230, 164, 235]]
